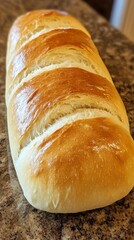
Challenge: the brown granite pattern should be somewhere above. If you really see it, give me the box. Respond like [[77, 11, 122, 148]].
[[0, 0, 134, 239]]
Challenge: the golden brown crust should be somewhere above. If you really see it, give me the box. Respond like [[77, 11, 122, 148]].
[[9, 9, 89, 47], [8, 68, 128, 158], [6, 9, 134, 213], [7, 29, 95, 89], [15, 118, 134, 213], [7, 10, 90, 63]]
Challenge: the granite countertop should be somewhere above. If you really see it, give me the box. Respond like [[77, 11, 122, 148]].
[[0, 0, 134, 239]]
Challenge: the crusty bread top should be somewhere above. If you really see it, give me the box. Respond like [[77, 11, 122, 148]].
[[6, 9, 129, 161], [7, 29, 109, 95], [6, 10, 134, 213], [6, 10, 113, 98], [6, 10, 90, 64], [15, 117, 134, 213]]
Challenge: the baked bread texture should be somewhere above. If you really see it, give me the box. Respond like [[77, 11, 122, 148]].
[[6, 10, 134, 213]]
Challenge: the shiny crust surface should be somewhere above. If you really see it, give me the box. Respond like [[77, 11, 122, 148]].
[[7, 28, 111, 94], [7, 29, 96, 88], [6, 9, 134, 213], [7, 10, 90, 60], [16, 118, 134, 213], [9, 68, 128, 141]]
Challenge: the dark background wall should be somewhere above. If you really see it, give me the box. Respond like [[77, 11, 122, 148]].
[[84, 0, 114, 20]]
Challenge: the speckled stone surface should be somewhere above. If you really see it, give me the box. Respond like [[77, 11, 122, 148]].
[[0, 0, 134, 239]]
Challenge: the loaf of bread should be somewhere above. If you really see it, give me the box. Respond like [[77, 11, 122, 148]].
[[6, 10, 134, 213]]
